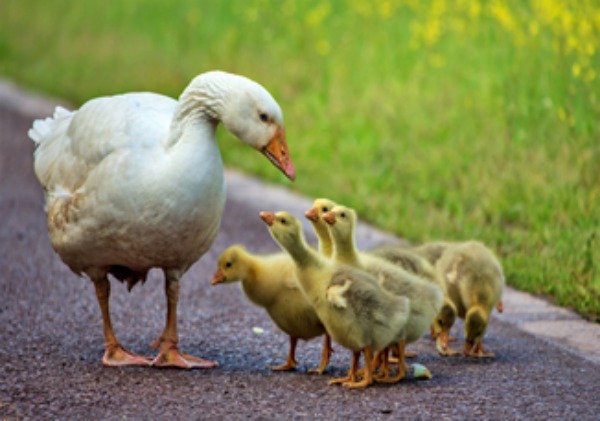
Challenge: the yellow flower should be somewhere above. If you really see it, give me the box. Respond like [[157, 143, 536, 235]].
[[558, 107, 567, 121], [585, 42, 595, 56], [376, 0, 393, 19], [572, 63, 581, 78], [306, 2, 331, 28], [491, 0, 516, 32], [469, 0, 481, 18], [529, 21, 539, 36], [423, 19, 441, 46], [432, 0, 446, 17], [561, 11, 574, 32]]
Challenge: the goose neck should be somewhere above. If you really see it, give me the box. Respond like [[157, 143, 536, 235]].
[[167, 77, 230, 147]]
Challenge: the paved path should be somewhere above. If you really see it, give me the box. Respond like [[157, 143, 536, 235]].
[[1, 82, 599, 419]]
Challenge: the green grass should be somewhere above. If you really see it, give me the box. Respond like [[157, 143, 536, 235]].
[[1, 0, 598, 320]]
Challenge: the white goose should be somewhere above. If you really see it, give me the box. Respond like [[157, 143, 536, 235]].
[[28, 70, 296, 368]]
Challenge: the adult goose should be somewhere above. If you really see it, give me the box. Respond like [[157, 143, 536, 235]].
[[28, 70, 296, 368]]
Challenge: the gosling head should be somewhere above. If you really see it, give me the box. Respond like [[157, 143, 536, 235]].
[[211, 245, 249, 285], [305, 198, 338, 223], [431, 301, 457, 336], [305, 198, 338, 257], [260, 211, 303, 251], [322, 205, 357, 243]]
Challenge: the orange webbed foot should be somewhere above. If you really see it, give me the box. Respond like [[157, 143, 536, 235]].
[[102, 344, 152, 367], [464, 342, 495, 358], [268, 359, 298, 371], [152, 340, 217, 369]]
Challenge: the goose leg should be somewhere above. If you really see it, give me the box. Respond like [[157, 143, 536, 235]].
[[269, 336, 298, 371], [373, 348, 390, 380], [329, 351, 359, 385], [464, 340, 495, 358], [152, 271, 217, 368], [93, 277, 151, 367], [376, 345, 406, 383], [389, 345, 416, 363], [343, 346, 374, 388], [309, 334, 333, 374], [386, 341, 408, 383]]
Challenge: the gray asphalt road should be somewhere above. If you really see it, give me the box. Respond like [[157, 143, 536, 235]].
[[1, 102, 599, 420]]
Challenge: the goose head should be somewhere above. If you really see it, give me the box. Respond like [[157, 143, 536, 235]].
[[186, 71, 296, 180], [211, 245, 249, 285]]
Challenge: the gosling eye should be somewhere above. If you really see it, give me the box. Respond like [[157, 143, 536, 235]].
[[340, 212, 346, 218], [259, 112, 269, 123], [225, 262, 232, 268], [280, 218, 287, 225], [321, 207, 328, 212]]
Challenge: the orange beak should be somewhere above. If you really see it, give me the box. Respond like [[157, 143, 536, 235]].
[[210, 268, 226, 285], [262, 127, 296, 181], [305, 207, 319, 222], [259, 211, 275, 226], [323, 211, 337, 225]]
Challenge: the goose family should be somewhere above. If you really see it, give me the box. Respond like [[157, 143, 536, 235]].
[[29, 70, 295, 368], [28, 67, 505, 385]]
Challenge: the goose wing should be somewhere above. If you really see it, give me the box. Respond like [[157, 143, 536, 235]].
[[29, 93, 176, 194]]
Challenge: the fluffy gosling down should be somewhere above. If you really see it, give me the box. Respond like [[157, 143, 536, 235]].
[[368, 244, 459, 356], [322, 205, 443, 382], [211, 245, 332, 373], [260, 211, 411, 389], [433, 241, 505, 357]]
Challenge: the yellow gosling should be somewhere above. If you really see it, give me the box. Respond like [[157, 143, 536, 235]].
[[211, 245, 332, 373]]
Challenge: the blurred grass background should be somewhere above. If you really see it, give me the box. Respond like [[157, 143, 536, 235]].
[[1, 0, 598, 320]]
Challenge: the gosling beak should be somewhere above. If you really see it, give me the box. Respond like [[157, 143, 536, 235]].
[[323, 211, 337, 225], [262, 127, 296, 181], [210, 268, 226, 285], [305, 207, 319, 222], [260, 211, 275, 226]]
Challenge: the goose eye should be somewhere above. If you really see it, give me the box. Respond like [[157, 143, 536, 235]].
[[225, 262, 232, 268], [259, 113, 269, 122]]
